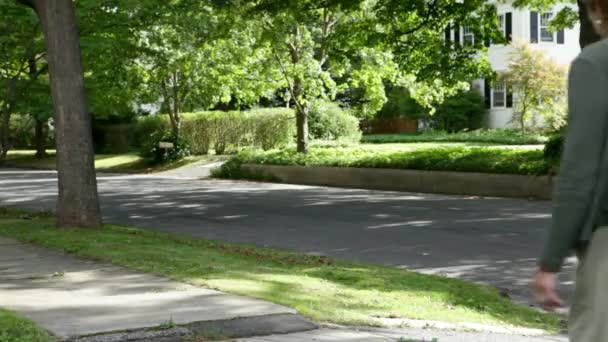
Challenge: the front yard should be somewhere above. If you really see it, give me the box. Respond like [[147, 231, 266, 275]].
[[0, 309, 55, 342], [2, 150, 225, 173], [0, 208, 562, 334]]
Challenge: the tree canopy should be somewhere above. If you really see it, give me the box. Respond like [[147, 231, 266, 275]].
[[3, 0, 506, 155]]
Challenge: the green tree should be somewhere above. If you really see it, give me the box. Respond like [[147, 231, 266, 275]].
[[132, 3, 281, 139], [254, 0, 499, 153], [0, 0, 46, 160], [503, 41, 568, 132], [430, 89, 486, 132], [17, 0, 103, 228]]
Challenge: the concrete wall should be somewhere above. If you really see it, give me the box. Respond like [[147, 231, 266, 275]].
[[242, 164, 554, 200]]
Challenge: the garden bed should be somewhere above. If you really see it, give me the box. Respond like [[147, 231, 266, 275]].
[[214, 146, 554, 178]]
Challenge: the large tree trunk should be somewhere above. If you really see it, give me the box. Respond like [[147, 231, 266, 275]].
[[30, 0, 102, 228], [34, 118, 47, 158], [577, 0, 601, 48]]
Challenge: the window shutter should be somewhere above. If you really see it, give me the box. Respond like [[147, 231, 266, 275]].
[[506, 12, 513, 43], [530, 11, 539, 43], [445, 25, 451, 42], [506, 86, 513, 108], [484, 26, 491, 47], [557, 29, 565, 44], [484, 79, 492, 109], [454, 26, 461, 46]]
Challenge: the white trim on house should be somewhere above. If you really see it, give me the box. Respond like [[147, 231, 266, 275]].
[[481, 0, 580, 129], [492, 81, 507, 108]]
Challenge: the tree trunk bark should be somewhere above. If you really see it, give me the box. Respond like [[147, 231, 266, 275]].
[[171, 72, 180, 138], [293, 76, 309, 154], [0, 105, 10, 161], [289, 27, 309, 154], [34, 118, 47, 158], [296, 106, 309, 153], [31, 0, 102, 228], [578, 0, 601, 48]]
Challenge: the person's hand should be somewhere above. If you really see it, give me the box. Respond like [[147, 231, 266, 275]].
[[533, 269, 564, 311]]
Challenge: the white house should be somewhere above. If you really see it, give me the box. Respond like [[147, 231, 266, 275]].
[[449, 1, 581, 129]]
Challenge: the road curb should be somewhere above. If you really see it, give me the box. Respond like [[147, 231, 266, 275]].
[[68, 314, 317, 341], [242, 164, 554, 199]]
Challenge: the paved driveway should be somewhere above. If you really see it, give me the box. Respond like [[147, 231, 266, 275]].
[[0, 169, 576, 304]]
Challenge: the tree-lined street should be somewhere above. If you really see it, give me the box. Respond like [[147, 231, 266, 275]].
[[0, 169, 575, 305]]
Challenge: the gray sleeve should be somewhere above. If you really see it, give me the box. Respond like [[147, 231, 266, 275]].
[[540, 57, 608, 272]]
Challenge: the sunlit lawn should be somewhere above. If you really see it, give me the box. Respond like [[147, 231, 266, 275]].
[[358, 142, 543, 152], [0, 209, 563, 334], [0, 309, 55, 342], [3, 150, 225, 173]]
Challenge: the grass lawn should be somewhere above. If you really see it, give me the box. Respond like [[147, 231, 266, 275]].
[[0, 209, 562, 333], [361, 130, 548, 145], [359, 142, 543, 152], [3, 150, 226, 173], [0, 309, 55, 342]]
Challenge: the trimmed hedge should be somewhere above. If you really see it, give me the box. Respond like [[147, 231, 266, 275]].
[[361, 129, 548, 145], [213, 146, 555, 179], [136, 108, 296, 155]]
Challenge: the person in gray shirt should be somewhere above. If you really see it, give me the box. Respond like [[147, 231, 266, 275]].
[[534, 0, 608, 340]]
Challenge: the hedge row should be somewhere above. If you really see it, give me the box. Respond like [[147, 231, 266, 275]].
[[213, 146, 554, 179], [136, 108, 296, 155]]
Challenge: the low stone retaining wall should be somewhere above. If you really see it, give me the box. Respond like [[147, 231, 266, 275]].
[[242, 164, 554, 199]]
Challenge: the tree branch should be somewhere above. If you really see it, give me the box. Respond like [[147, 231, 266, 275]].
[[272, 48, 304, 115]]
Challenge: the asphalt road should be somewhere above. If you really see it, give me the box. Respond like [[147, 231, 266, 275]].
[[0, 168, 576, 305]]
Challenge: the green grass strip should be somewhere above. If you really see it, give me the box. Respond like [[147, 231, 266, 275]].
[[0, 210, 562, 333], [0, 309, 56, 342], [361, 131, 548, 145]]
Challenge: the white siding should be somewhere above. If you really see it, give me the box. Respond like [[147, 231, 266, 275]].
[[483, 0, 580, 129]]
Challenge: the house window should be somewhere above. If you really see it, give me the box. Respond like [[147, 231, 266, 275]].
[[463, 26, 474, 45], [498, 14, 506, 37], [493, 82, 506, 107], [540, 12, 554, 42]]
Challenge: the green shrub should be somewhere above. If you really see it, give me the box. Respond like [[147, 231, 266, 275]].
[[308, 101, 361, 142], [544, 132, 564, 161], [181, 118, 211, 155], [140, 131, 191, 164], [376, 86, 426, 119], [183, 111, 248, 155], [93, 124, 135, 153], [249, 108, 295, 150], [429, 89, 486, 132], [361, 129, 548, 145], [135, 115, 169, 148], [214, 146, 554, 178], [9, 116, 54, 150], [137, 109, 295, 155]]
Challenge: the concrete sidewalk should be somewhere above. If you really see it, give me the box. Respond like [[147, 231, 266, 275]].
[[0, 238, 569, 342], [237, 327, 568, 342], [0, 237, 315, 340]]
